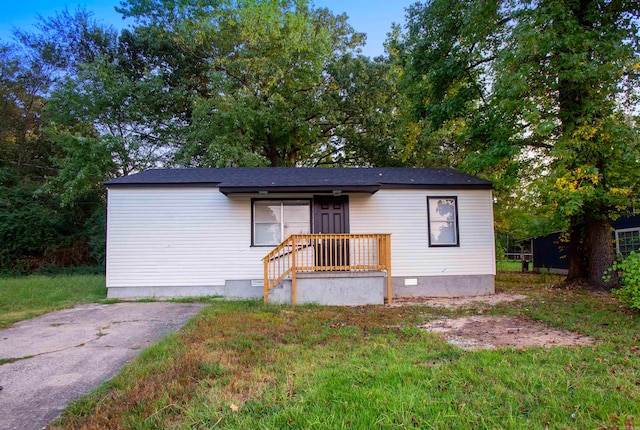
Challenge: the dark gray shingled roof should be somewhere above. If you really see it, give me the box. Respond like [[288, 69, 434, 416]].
[[104, 167, 492, 193]]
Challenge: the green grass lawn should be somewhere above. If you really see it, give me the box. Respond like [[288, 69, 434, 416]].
[[496, 259, 526, 272], [0, 274, 107, 328], [52, 273, 640, 429]]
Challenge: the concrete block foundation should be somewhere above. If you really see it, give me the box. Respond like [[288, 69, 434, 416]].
[[392, 275, 494, 298], [106, 281, 266, 300], [268, 271, 386, 305], [107, 274, 494, 302], [107, 285, 226, 299]]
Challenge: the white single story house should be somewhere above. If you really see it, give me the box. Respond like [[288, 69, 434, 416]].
[[104, 168, 496, 305]]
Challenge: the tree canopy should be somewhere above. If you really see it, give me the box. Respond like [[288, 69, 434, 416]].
[[0, 1, 405, 272], [2, 0, 639, 285], [392, 0, 640, 288]]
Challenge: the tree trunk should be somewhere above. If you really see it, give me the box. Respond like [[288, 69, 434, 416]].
[[566, 215, 587, 282], [556, 0, 602, 287], [265, 134, 280, 167], [586, 211, 617, 290]]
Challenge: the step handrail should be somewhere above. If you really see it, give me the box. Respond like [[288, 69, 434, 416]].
[[262, 233, 392, 304]]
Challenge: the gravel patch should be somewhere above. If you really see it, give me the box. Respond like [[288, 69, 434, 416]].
[[420, 316, 595, 350]]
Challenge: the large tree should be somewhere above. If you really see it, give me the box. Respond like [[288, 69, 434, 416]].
[[117, 0, 402, 167], [32, 1, 404, 174], [7, 11, 130, 268], [394, 0, 640, 288], [0, 44, 100, 271], [0, 45, 52, 175], [2, 1, 407, 272]]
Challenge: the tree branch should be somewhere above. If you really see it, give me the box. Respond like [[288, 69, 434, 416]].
[[465, 55, 496, 72], [519, 137, 553, 150]]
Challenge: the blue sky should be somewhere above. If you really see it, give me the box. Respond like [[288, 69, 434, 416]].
[[0, 0, 415, 58]]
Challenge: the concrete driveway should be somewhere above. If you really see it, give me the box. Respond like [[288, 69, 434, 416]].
[[0, 302, 207, 430]]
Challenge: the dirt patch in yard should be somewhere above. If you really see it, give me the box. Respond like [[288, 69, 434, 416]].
[[419, 316, 595, 350], [390, 293, 528, 309]]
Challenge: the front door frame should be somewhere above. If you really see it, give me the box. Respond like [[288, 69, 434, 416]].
[[313, 196, 350, 269]]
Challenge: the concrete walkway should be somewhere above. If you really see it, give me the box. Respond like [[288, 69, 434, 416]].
[[0, 302, 207, 430]]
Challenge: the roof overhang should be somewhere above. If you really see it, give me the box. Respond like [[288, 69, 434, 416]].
[[219, 185, 381, 195], [104, 182, 221, 189], [105, 183, 493, 192], [378, 183, 494, 190]]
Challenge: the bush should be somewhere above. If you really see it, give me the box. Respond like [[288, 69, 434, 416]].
[[84, 206, 106, 266], [32, 264, 105, 276], [0, 167, 104, 274], [607, 252, 640, 310], [0, 168, 61, 272]]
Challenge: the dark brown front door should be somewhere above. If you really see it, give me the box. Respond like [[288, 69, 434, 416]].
[[313, 196, 349, 235], [313, 196, 349, 268]]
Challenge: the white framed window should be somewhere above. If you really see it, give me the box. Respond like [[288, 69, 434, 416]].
[[253, 200, 310, 246], [615, 228, 640, 257], [427, 196, 459, 247]]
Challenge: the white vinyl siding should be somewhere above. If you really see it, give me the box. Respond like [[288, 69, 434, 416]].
[[106, 186, 495, 290], [106, 187, 268, 288], [349, 189, 495, 277]]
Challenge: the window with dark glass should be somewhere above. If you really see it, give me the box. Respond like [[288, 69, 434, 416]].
[[427, 197, 459, 246], [253, 200, 310, 246]]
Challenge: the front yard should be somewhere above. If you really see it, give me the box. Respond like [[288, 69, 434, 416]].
[[0, 275, 106, 328], [50, 273, 639, 429]]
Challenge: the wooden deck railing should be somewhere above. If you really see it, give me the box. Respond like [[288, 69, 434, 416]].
[[262, 233, 392, 305]]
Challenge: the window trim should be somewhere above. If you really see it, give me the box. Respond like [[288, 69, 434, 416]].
[[427, 196, 460, 247], [251, 198, 312, 247], [615, 227, 640, 256]]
